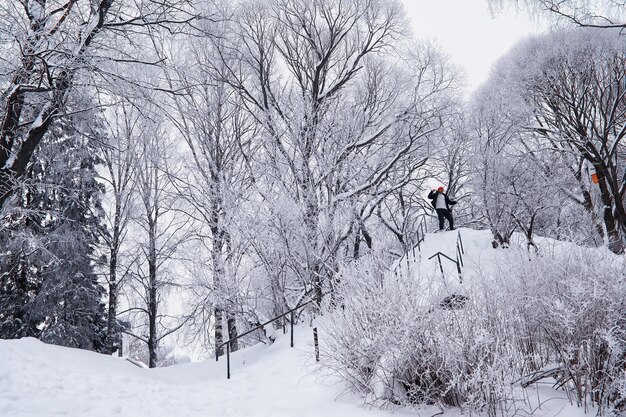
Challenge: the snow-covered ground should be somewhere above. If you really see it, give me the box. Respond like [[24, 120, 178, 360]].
[[0, 329, 427, 417], [0, 228, 608, 417], [0, 327, 587, 417], [393, 227, 622, 305]]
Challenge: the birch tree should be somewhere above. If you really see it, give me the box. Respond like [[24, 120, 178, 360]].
[[154, 28, 259, 356], [94, 98, 139, 354], [122, 119, 192, 367]]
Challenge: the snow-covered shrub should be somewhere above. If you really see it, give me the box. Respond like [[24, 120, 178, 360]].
[[506, 248, 626, 414], [322, 241, 625, 416], [321, 252, 519, 414], [319, 254, 406, 397]]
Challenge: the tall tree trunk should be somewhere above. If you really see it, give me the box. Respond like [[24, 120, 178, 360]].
[[105, 203, 122, 354], [580, 187, 605, 240], [147, 217, 158, 368], [303, 187, 322, 306], [353, 223, 362, 259], [214, 306, 224, 356], [211, 196, 227, 356], [353, 222, 373, 258], [607, 164, 626, 237], [105, 251, 118, 354], [596, 168, 624, 254]]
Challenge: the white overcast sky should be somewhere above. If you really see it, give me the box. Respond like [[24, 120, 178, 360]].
[[400, 0, 547, 93]]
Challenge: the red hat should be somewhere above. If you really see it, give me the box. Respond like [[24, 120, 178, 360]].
[[437, 187, 444, 192]]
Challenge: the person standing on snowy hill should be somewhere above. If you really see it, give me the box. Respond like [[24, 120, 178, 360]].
[[428, 186, 457, 231]]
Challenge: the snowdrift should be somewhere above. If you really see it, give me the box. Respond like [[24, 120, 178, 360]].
[[0, 330, 423, 417]]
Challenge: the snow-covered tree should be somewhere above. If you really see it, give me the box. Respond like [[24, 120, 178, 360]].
[[214, 0, 458, 308], [468, 82, 521, 248], [121, 116, 193, 367], [476, 29, 626, 253], [0, 0, 195, 214], [489, 0, 626, 28], [95, 98, 140, 354], [0, 108, 108, 352], [152, 24, 261, 355]]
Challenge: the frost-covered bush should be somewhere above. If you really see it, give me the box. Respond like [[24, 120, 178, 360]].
[[321, 245, 626, 416], [321, 252, 519, 414], [507, 248, 626, 414]]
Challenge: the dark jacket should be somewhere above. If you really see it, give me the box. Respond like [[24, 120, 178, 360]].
[[428, 190, 457, 211]]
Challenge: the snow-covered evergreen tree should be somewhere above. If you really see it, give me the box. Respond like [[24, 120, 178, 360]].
[[0, 113, 108, 352]]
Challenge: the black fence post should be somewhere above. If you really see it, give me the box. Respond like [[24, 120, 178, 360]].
[[313, 327, 320, 362], [215, 290, 332, 378], [437, 253, 444, 275], [226, 343, 231, 379], [290, 310, 295, 348], [458, 231, 465, 254]]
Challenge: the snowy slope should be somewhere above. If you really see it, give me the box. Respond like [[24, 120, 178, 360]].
[[0, 328, 588, 417], [389, 228, 495, 306], [0, 329, 427, 417], [0, 228, 609, 417], [392, 227, 622, 306]]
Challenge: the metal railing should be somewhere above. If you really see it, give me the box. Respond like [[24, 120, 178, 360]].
[[456, 230, 465, 269], [392, 216, 429, 275], [415, 215, 428, 252], [427, 230, 466, 283], [215, 290, 330, 379], [428, 251, 461, 280], [214, 229, 468, 379]]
